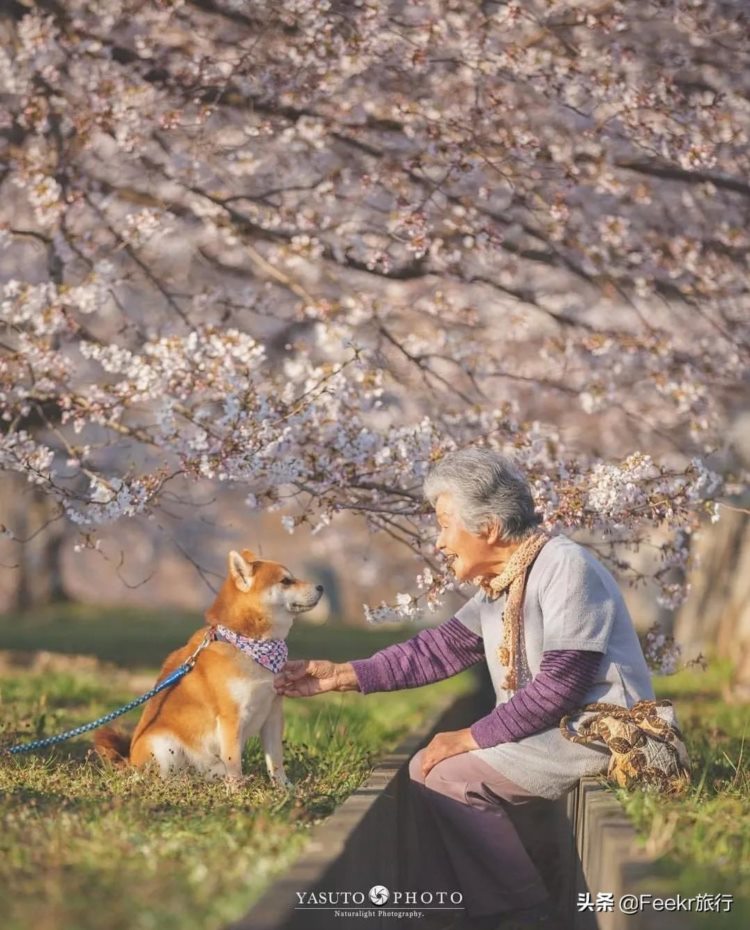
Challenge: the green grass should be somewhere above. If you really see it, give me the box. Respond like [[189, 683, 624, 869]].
[[0, 605, 476, 930], [609, 660, 749, 929]]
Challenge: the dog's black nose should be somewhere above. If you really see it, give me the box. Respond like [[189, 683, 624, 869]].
[[316, 585, 324, 593]]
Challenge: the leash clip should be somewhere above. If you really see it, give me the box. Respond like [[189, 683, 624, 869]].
[[184, 629, 214, 669]]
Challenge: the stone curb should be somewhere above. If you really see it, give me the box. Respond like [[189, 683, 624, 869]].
[[571, 778, 696, 930]]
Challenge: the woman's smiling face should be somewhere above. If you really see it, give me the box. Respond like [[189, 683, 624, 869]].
[[434, 492, 495, 582]]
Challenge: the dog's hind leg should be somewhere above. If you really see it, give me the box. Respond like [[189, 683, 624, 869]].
[[132, 732, 189, 776]]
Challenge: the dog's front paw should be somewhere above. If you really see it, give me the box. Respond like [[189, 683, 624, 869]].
[[271, 773, 293, 790], [224, 773, 250, 793]]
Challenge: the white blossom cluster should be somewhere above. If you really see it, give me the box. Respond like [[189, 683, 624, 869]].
[[586, 454, 722, 528], [642, 624, 684, 676], [0, 431, 55, 485]]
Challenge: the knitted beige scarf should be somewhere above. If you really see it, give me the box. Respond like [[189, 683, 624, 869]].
[[480, 530, 551, 693]]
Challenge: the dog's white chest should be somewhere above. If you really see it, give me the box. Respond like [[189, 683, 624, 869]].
[[226, 654, 275, 740]]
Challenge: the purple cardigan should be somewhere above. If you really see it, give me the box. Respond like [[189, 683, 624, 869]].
[[350, 617, 602, 749]]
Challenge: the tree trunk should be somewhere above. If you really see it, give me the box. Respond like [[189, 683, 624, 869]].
[[5, 480, 71, 611], [673, 501, 750, 702]]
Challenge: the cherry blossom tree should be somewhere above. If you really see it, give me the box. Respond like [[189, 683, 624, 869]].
[[1, 1, 748, 670]]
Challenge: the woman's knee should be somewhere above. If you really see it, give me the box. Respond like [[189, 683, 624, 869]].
[[410, 750, 494, 806], [422, 755, 473, 804], [408, 749, 426, 785]]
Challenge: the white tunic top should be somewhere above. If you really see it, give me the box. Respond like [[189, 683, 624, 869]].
[[456, 533, 656, 800]]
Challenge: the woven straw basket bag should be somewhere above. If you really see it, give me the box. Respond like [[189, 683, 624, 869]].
[[559, 699, 691, 795]]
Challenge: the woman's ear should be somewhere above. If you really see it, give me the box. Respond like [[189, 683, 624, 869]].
[[484, 518, 503, 545]]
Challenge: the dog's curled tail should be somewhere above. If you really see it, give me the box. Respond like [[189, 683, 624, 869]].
[[94, 726, 131, 764]]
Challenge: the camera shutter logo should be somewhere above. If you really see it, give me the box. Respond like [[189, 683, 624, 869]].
[[369, 885, 390, 906]]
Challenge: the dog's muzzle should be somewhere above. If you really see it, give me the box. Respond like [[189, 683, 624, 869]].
[[288, 584, 324, 612]]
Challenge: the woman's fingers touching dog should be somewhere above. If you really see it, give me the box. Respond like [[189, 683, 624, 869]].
[[278, 660, 308, 680], [273, 659, 338, 697]]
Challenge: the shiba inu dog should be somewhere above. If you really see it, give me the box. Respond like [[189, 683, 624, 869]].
[[94, 549, 323, 784]]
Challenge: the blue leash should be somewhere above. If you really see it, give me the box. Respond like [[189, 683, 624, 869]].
[[2, 632, 213, 758]]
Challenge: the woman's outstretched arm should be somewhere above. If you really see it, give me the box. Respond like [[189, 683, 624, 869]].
[[273, 616, 485, 697], [350, 616, 485, 692]]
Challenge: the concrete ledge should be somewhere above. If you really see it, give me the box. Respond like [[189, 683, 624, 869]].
[[570, 778, 693, 930]]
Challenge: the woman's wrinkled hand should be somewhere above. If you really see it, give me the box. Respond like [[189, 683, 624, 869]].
[[422, 728, 479, 778], [273, 659, 358, 697]]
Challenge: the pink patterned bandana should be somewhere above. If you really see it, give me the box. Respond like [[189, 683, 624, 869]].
[[212, 624, 289, 674]]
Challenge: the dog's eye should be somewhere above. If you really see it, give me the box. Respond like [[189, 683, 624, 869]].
[[281, 578, 294, 586]]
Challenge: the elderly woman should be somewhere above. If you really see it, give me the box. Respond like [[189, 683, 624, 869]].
[[274, 448, 656, 930]]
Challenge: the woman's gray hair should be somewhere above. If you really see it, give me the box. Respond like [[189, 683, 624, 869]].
[[423, 447, 543, 542]]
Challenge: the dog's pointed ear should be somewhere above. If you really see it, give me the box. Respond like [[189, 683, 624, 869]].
[[241, 548, 258, 563], [229, 550, 255, 592]]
